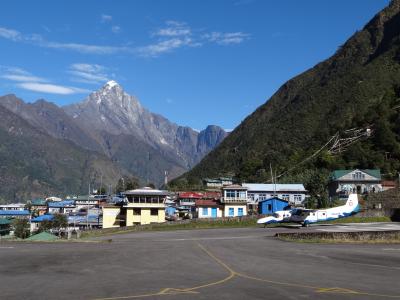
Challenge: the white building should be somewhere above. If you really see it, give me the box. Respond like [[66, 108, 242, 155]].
[[221, 185, 248, 217], [0, 203, 26, 211], [242, 183, 307, 207]]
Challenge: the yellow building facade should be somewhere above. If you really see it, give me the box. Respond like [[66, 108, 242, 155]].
[[102, 188, 167, 228]]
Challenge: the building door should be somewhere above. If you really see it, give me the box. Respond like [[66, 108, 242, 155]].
[[229, 208, 234, 216], [238, 207, 243, 216], [211, 208, 217, 218], [356, 185, 361, 194]]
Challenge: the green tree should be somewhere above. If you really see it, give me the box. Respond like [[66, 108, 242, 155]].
[[13, 219, 30, 239], [52, 213, 68, 232]]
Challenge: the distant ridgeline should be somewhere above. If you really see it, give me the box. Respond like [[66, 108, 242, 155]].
[[171, 0, 400, 196]]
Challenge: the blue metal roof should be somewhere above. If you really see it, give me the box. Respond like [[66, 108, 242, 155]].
[[31, 214, 54, 222], [0, 210, 30, 216], [48, 200, 75, 208]]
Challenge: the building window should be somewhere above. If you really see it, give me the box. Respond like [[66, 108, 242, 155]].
[[267, 204, 272, 211], [239, 191, 246, 199], [226, 190, 235, 198], [282, 194, 290, 201], [150, 208, 158, 216], [133, 208, 141, 215], [229, 207, 234, 216], [294, 195, 302, 202], [203, 208, 208, 216], [238, 208, 243, 216]]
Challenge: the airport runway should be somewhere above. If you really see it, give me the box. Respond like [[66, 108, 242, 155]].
[[1, 223, 400, 299]]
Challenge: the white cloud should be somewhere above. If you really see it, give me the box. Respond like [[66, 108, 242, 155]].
[[0, 24, 250, 58], [17, 82, 90, 95], [155, 21, 191, 37], [44, 41, 130, 54], [0, 27, 22, 41], [0, 26, 131, 55], [101, 14, 113, 23], [1, 65, 91, 95], [111, 25, 121, 34], [203, 32, 250, 45], [69, 63, 110, 84], [0, 66, 47, 82]]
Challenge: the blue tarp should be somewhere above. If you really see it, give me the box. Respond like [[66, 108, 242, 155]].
[[31, 214, 54, 222]]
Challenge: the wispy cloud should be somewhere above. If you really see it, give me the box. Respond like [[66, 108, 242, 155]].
[[44, 41, 130, 54], [0, 66, 46, 82], [155, 21, 191, 37], [137, 37, 196, 57], [101, 14, 113, 23], [68, 63, 110, 84], [1, 66, 91, 95], [0, 26, 131, 55], [0, 27, 22, 41], [111, 25, 121, 34], [16, 82, 90, 95], [203, 32, 250, 45], [0, 23, 250, 58]]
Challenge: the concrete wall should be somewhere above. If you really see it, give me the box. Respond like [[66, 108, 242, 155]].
[[126, 208, 165, 225], [102, 207, 121, 229], [198, 207, 222, 218], [223, 204, 247, 217]]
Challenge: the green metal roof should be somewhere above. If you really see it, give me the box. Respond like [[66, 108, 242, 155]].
[[0, 218, 11, 225], [26, 231, 59, 241], [330, 169, 381, 180], [31, 199, 46, 206]]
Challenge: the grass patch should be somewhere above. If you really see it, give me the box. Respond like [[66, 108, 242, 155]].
[[278, 237, 400, 244], [81, 217, 258, 238], [276, 230, 400, 244], [318, 216, 391, 224]]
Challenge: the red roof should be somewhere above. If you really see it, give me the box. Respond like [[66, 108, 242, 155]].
[[382, 180, 396, 187], [195, 199, 221, 207], [178, 192, 204, 199]]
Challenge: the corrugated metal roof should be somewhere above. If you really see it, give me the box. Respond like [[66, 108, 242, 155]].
[[0, 218, 11, 225], [48, 200, 75, 208], [330, 169, 381, 180], [242, 183, 306, 192], [0, 210, 30, 216], [31, 214, 54, 222]]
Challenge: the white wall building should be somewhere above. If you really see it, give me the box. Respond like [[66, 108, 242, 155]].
[[242, 183, 307, 207]]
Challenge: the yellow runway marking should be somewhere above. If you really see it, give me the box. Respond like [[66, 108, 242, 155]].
[[94, 242, 400, 300]]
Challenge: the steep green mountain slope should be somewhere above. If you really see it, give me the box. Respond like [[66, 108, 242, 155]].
[[172, 0, 400, 192], [0, 105, 129, 202]]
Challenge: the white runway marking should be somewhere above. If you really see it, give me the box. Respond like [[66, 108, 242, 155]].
[[0, 246, 14, 249]]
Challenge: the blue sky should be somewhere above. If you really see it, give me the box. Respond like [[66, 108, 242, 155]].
[[0, 0, 390, 131]]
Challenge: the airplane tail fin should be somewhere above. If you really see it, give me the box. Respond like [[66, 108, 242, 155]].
[[345, 194, 359, 211]]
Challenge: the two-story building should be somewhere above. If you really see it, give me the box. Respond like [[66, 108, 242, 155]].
[[329, 169, 382, 198], [178, 192, 203, 215], [220, 185, 248, 217], [102, 187, 168, 228], [47, 200, 76, 214], [242, 183, 307, 210]]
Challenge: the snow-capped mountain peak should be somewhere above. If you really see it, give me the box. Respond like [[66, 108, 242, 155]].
[[104, 80, 119, 89]]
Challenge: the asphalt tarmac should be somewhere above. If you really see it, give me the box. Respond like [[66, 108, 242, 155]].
[[1, 223, 400, 300]]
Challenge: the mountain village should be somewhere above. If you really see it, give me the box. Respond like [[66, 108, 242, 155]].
[[0, 168, 396, 239]]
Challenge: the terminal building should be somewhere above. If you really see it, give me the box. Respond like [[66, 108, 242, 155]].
[[102, 187, 168, 228]]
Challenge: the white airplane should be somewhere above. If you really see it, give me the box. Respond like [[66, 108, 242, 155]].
[[257, 209, 293, 227], [257, 193, 360, 227]]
